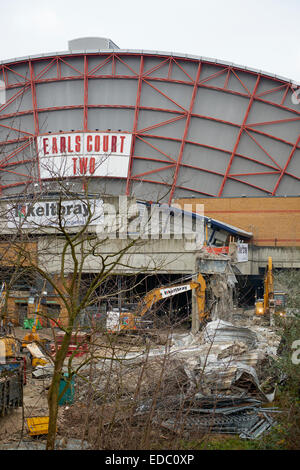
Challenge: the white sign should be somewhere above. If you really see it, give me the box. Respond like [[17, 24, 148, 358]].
[[106, 310, 120, 332], [160, 284, 191, 299], [7, 199, 104, 229], [237, 243, 248, 262], [37, 132, 132, 179]]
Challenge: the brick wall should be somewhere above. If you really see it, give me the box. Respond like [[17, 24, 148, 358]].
[[175, 197, 300, 247]]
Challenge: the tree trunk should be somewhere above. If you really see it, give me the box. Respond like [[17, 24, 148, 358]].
[[46, 331, 72, 450]]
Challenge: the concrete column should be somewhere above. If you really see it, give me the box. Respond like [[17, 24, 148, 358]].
[[191, 288, 199, 334]]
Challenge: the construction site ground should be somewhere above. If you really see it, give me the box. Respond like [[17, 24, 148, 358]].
[[0, 310, 287, 450], [1, 326, 169, 448]]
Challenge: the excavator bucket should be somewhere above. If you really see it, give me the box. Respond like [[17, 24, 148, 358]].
[[22, 332, 41, 347]]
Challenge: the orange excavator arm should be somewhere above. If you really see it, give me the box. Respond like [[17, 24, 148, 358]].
[[136, 273, 207, 320], [22, 281, 47, 346], [263, 256, 274, 315]]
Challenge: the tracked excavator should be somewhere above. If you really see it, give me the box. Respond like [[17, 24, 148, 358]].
[[106, 273, 207, 333], [255, 257, 286, 321]]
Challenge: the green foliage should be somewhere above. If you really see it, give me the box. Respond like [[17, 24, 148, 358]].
[[274, 269, 300, 312], [178, 436, 262, 450], [261, 274, 300, 451], [274, 316, 300, 400]]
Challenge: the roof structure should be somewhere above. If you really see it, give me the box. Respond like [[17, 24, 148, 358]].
[[0, 38, 299, 200]]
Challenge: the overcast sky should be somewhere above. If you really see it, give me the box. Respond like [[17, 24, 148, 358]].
[[0, 0, 299, 82]]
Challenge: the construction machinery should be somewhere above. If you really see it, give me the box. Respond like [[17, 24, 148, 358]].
[[0, 282, 22, 361], [0, 282, 6, 310], [22, 282, 47, 349], [106, 273, 207, 333], [0, 336, 21, 359], [0, 282, 8, 334], [0, 333, 26, 410], [0, 360, 24, 416], [22, 282, 53, 368], [255, 257, 286, 319]]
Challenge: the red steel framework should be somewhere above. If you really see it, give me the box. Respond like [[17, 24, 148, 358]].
[[0, 52, 299, 201]]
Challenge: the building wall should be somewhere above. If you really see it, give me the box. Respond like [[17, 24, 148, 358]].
[[0, 242, 38, 265], [175, 197, 300, 247], [1, 50, 299, 201]]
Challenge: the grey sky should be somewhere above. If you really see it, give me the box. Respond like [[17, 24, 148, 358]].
[[0, 0, 299, 82]]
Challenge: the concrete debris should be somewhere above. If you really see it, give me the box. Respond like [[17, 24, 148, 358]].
[[88, 317, 280, 405], [1, 312, 282, 447], [66, 317, 279, 442], [0, 438, 90, 450], [137, 393, 274, 439], [26, 341, 53, 366], [217, 342, 248, 359], [202, 320, 258, 349], [239, 412, 274, 440], [23, 308, 282, 444], [32, 365, 54, 379], [159, 409, 274, 438]]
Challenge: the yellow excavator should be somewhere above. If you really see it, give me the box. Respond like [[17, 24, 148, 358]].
[[22, 282, 51, 367], [255, 257, 286, 318], [22, 303, 42, 348], [0, 281, 9, 333], [22, 281, 47, 348], [106, 273, 207, 333], [0, 282, 23, 362]]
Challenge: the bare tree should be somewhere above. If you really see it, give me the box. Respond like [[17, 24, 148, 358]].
[[1, 166, 182, 449]]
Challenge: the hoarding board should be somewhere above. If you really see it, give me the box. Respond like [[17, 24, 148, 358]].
[[7, 199, 104, 229]]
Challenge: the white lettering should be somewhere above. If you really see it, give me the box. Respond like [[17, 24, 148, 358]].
[[160, 285, 191, 299], [37, 132, 132, 180], [7, 200, 104, 229], [291, 340, 300, 365]]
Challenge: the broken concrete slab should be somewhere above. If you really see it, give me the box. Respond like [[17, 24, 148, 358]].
[[202, 320, 258, 349]]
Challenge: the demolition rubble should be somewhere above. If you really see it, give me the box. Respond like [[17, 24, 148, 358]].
[[0, 257, 286, 448], [55, 311, 282, 446]]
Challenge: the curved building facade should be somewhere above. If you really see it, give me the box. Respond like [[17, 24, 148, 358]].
[[0, 37, 299, 202]]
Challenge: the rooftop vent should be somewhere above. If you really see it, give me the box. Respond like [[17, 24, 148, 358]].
[[68, 37, 119, 51]]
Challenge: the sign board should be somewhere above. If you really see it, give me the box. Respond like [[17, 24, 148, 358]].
[[7, 199, 104, 229], [37, 132, 132, 179], [106, 310, 120, 332], [237, 243, 248, 262], [160, 284, 191, 299]]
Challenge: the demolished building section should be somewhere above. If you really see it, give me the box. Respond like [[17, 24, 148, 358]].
[[56, 305, 282, 446]]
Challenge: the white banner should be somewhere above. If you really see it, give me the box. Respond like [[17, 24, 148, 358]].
[[37, 132, 132, 179], [7, 199, 104, 229], [237, 243, 248, 262], [160, 284, 191, 299]]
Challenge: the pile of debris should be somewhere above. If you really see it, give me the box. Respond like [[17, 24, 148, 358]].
[[137, 395, 275, 439], [64, 317, 281, 443]]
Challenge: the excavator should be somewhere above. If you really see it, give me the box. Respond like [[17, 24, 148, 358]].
[[0, 282, 24, 366], [0, 282, 7, 333], [106, 273, 207, 333], [0, 282, 50, 369], [22, 281, 47, 348], [22, 282, 52, 367], [255, 257, 286, 319]]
